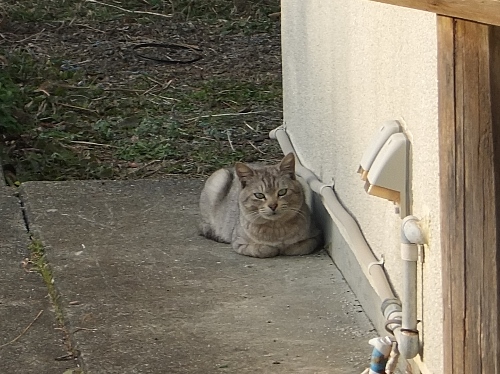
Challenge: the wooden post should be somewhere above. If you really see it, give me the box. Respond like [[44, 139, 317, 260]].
[[438, 16, 500, 373], [369, 0, 500, 26]]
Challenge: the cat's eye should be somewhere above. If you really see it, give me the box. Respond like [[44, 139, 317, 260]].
[[277, 188, 288, 197], [254, 192, 266, 199]]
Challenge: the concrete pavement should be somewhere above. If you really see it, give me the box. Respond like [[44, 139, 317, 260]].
[[0, 186, 75, 373], [1, 178, 376, 373]]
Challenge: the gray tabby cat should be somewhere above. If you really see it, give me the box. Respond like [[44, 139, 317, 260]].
[[199, 153, 322, 258]]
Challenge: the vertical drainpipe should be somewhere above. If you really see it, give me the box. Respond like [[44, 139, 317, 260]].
[[398, 215, 424, 359]]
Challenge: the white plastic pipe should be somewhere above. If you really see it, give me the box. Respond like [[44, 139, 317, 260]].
[[270, 126, 422, 360], [269, 126, 395, 302], [398, 216, 422, 359]]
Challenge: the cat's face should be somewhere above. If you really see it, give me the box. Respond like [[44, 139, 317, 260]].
[[235, 153, 305, 222]]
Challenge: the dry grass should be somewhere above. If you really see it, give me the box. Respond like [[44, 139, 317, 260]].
[[0, 0, 283, 181]]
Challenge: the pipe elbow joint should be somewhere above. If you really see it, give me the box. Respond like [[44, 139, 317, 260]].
[[269, 125, 285, 140], [401, 215, 425, 245]]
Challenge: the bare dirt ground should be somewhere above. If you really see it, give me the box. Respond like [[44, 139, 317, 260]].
[[0, 1, 283, 181]]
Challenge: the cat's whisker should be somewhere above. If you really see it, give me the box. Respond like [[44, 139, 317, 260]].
[[246, 211, 263, 223], [287, 207, 307, 219]]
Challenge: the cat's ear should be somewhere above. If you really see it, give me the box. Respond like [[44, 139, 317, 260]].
[[279, 153, 296, 180], [235, 162, 255, 188]]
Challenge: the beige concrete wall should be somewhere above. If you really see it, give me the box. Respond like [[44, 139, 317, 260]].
[[281, 1, 441, 373]]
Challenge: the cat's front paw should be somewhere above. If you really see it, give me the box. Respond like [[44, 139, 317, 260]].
[[233, 241, 280, 258], [280, 236, 322, 256]]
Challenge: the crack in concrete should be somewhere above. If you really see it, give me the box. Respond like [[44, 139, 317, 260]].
[[17, 192, 31, 234], [16, 190, 83, 372]]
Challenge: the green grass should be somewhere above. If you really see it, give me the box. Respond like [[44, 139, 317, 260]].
[[1, 47, 281, 180], [2, 0, 167, 22], [28, 238, 80, 365], [0, 72, 24, 134], [0, 0, 282, 181], [1, 60, 281, 179], [28, 239, 62, 321]]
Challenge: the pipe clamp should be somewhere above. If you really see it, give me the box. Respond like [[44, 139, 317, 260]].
[[401, 243, 418, 262]]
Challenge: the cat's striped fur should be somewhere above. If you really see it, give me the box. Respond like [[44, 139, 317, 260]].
[[199, 153, 322, 258]]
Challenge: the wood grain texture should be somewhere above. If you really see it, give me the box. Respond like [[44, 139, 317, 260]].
[[437, 16, 457, 373], [370, 0, 500, 27], [438, 17, 500, 374], [461, 20, 483, 374], [484, 25, 500, 374]]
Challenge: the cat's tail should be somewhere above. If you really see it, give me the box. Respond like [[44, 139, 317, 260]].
[[199, 168, 234, 244]]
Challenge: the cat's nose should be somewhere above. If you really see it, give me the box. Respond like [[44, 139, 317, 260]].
[[269, 203, 278, 211]]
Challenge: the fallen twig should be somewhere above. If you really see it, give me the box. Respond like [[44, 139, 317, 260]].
[[16, 29, 47, 43], [69, 140, 118, 148], [55, 84, 144, 93], [244, 121, 257, 132], [103, 87, 144, 93], [227, 131, 235, 152], [128, 159, 163, 174], [59, 103, 97, 113], [178, 130, 217, 142], [0, 310, 44, 348], [163, 79, 173, 90], [142, 84, 159, 96], [144, 76, 164, 86], [248, 141, 265, 154], [186, 110, 269, 122], [142, 165, 166, 178], [75, 23, 106, 33], [0, 29, 47, 44], [85, 0, 172, 19], [148, 92, 179, 102]]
